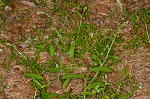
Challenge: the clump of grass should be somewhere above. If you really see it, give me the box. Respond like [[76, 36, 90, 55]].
[[126, 8, 150, 48]]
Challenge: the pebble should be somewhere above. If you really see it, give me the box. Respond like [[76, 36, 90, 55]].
[[5, 6, 12, 11], [19, 1, 36, 7]]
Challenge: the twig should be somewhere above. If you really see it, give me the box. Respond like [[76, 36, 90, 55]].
[[117, 0, 123, 12], [145, 22, 150, 43]]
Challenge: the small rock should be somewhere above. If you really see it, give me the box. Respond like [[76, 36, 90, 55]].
[[20, 39, 31, 48], [19, 1, 36, 7], [5, 6, 12, 11], [0, 48, 2, 53]]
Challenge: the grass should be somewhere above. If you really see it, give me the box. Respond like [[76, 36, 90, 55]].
[[124, 8, 150, 49], [0, 0, 149, 99]]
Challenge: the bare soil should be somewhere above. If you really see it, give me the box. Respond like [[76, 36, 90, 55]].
[[118, 47, 150, 99]]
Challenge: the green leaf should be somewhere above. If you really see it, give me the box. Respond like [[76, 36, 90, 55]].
[[49, 93, 59, 99], [49, 94, 65, 99], [105, 82, 112, 86], [41, 89, 49, 99], [92, 54, 102, 65], [87, 82, 100, 89], [41, 30, 44, 36], [123, 68, 129, 78], [111, 92, 119, 98], [110, 55, 119, 61], [35, 35, 39, 41], [82, 92, 93, 96], [58, 95, 65, 99], [49, 44, 55, 56], [87, 82, 105, 89], [41, 84, 50, 89], [77, 11, 82, 19], [63, 78, 70, 89], [62, 74, 84, 79], [24, 73, 43, 80], [32, 79, 42, 88], [121, 93, 133, 99], [102, 94, 109, 99], [83, 6, 88, 12], [90, 67, 111, 72], [34, 44, 46, 51], [69, 41, 75, 57], [98, 88, 104, 92], [45, 68, 62, 73], [97, 58, 102, 66], [92, 54, 98, 60]]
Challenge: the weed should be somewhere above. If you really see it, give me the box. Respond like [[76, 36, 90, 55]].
[[124, 8, 150, 49]]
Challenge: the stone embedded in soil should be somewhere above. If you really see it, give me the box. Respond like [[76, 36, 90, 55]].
[[13, 0, 36, 7], [5, 6, 12, 11]]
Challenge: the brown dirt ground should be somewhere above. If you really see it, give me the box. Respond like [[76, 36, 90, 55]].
[[88, 0, 150, 99], [119, 47, 150, 99], [0, 0, 150, 99], [0, 42, 35, 98]]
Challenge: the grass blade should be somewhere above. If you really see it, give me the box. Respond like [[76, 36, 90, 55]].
[[86, 82, 100, 89], [82, 92, 93, 96], [41, 89, 49, 99], [24, 73, 43, 80], [63, 78, 70, 89], [32, 79, 42, 88], [49, 93, 59, 99], [69, 41, 75, 57], [49, 44, 55, 56], [121, 93, 133, 99], [89, 67, 111, 72], [77, 11, 82, 19], [62, 74, 84, 79]]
